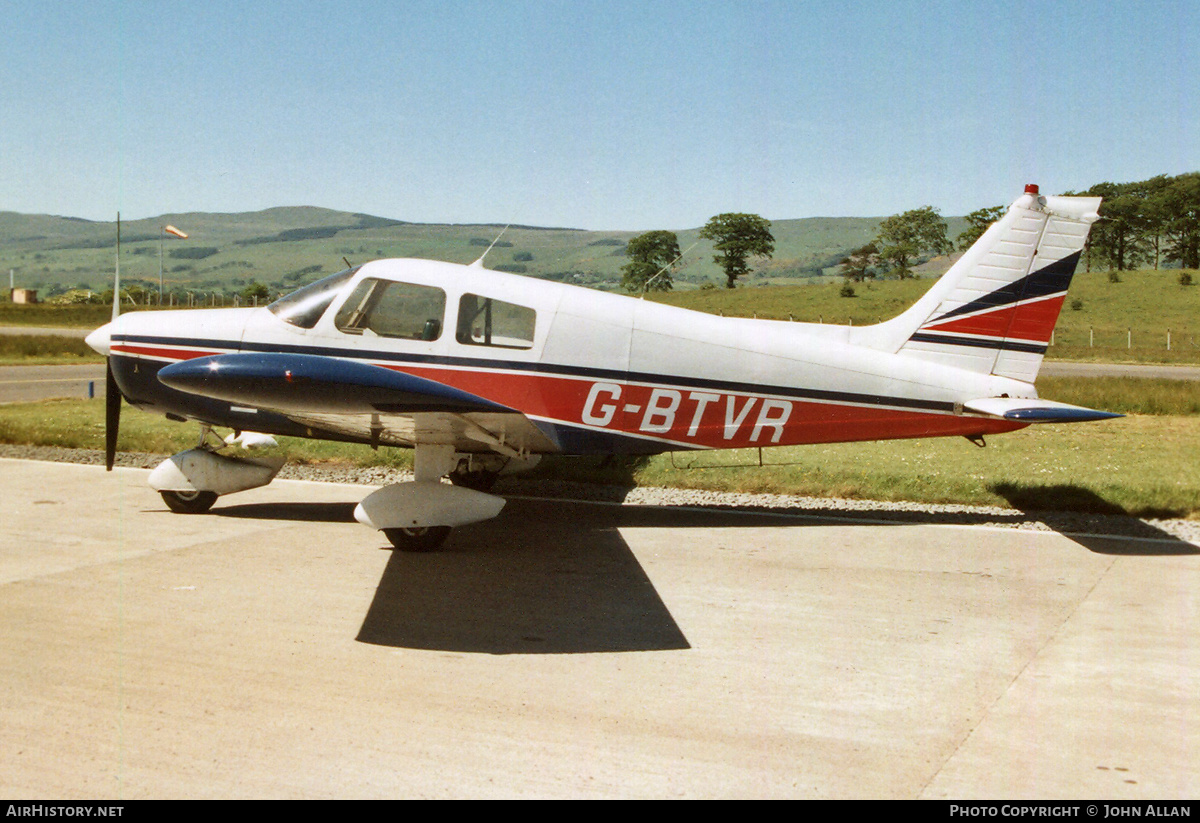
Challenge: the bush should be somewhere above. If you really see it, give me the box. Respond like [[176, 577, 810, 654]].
[[1180, 272, 1194, 286], [241, 282, 270, 301], [276, 227, 341, 241], [169, 246, 219, 260], [839, 282, 856, 298], [1070, 298, 1084, 310]]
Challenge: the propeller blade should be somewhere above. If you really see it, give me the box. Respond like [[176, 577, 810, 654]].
[[105, 358, 120, 471]]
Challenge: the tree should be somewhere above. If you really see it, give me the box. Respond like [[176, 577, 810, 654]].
[[1137, 175, 1174, 269], [956, 206, 1005, 251], [698, 213, 775, 288], [838, 243, 878, 282], [1084, 181, 1153, 271], [874, 206, 952, 279], [620, 230, 682, 292], [1160, 172, 1200, 270]]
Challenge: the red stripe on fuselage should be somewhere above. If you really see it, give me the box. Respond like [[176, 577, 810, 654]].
[[111, 343, 227, 361], [115, 342, 1024, 449], [387, 364, 1025, 449]]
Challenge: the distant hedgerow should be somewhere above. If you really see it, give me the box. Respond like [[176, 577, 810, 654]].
[[168, 246, 219, 260]]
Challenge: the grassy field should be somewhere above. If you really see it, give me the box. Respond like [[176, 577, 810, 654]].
[[1037, 376, 1200, 416], [1, 382, 1197, 519], [0, 397, 413, 468], [649, 267, 1200, 364], [620, 415, 1200, 519], [0, 302, 115, 328], [5, 263, 1196, 363]]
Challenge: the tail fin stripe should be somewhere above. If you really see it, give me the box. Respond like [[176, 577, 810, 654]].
[[922, 294, 1065, 333], [923, 252, 1080, 326]]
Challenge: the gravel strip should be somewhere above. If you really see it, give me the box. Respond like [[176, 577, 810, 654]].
[[3, 443, 1197, 546]]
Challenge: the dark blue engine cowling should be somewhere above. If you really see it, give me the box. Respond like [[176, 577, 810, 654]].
[[156, 352, 513, 415]]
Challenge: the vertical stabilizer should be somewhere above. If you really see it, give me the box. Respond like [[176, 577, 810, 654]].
[[851, 185, 1100, 382]]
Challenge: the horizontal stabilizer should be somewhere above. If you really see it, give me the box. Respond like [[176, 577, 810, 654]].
[[158, 352, 513, 415], [963, 397, 1122, 423]]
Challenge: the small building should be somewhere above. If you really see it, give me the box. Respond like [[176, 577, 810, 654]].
[[10, 288, 38, 304]]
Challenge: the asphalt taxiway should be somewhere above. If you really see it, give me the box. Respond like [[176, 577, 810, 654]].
[[1, 459, 1197, 798], [0, 364, 106, 403]]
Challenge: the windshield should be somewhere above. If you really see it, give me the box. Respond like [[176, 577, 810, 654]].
[[267, 267, 359, 328]]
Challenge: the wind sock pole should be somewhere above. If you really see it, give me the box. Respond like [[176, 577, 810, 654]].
[[106, 214, 122, 469], [113, 214, 120, 321]]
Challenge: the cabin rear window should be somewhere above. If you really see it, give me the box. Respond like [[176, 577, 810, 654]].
[[334, 278, 446, 341], [456, 293, 536, 349], [268, 267, 358, 329]]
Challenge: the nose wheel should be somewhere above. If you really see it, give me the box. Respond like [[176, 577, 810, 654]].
[[382, 526, 451, 552], [160, 489, 218, 514]]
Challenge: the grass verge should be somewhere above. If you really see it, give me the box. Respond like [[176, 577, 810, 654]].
[[0, 335, 103, 365], [1, 397, 1196, 519]]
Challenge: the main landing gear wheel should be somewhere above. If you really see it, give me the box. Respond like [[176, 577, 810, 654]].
[[382, 526, 451, 552], [160, 489, 218, 514], [447, 467, 500, 492]]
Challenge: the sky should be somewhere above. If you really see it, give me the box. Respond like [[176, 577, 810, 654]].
[[2, 0, 1198, 230]]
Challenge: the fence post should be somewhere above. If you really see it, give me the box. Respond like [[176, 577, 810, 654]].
[[1089, 326, 1093, 347], [1168, 328, 1171, 351], [1128, 328, 1131, 349]]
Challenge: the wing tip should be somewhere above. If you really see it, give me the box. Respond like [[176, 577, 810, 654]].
[[963, 396, 1123, 423], [1002, 407, 1124, 423]]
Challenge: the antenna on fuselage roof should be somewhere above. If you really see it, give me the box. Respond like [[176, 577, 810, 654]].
[[343, 256, 352, 269], [470, 225, 510, 268]]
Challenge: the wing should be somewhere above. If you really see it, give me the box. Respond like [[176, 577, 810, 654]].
[[156, 352, 559, 456]]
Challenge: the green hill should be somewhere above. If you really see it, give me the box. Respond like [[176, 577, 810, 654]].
[[1, 207, 966, 299]]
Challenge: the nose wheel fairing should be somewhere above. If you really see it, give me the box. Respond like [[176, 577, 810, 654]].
[[148, 448, 286, 496]]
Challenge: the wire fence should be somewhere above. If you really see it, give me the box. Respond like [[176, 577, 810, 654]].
[[1048, 325, 1199, 359]]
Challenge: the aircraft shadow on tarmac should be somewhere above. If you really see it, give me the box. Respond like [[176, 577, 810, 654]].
[[989, 482, 1200, 557], [211, 489, 1197, 655]]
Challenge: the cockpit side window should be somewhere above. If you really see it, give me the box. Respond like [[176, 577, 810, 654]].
[[334, 278, 446, 341], [456, 293, 536, 350], [268, 267, 358, 329]]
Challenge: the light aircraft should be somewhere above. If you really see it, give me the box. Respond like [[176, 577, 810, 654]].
[[86, 184, 1117, 550]]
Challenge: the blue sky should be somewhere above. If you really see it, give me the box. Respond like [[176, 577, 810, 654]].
[[2, 0, 1197, 230]]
